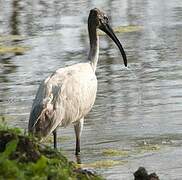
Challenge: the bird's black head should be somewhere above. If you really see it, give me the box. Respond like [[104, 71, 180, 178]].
[[88, 8, 127, 67], [88, 8, 108, 28]]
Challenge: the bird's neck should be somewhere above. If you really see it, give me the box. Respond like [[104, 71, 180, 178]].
[[88, 24, 99, 72]]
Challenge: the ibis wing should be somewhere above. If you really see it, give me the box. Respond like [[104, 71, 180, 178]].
[[28, 63, 97, 138]]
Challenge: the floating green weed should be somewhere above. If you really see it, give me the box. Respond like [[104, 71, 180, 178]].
[[0, 35, 25, 42], [102, 149, 129, 157], [0, 34, 29, 55], [98, 25, 142, 35], [0, 46, 30, 55], [137, 144, 161, 153], [114, 25, 143, 33], [134, 140, 161, 155], [78, 160, 127, 169]]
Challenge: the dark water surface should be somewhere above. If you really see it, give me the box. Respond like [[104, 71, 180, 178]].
[[1, 0, 182, 179]]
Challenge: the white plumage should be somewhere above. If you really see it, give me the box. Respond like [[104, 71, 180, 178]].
[[29, 63, 97, 136]]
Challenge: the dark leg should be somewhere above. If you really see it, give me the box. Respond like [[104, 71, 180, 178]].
[[76, 154, 82, 164], [53, 129, 57, 149], [74, 118, 84, 155]]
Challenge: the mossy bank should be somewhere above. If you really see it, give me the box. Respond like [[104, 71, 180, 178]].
[[0, 124, 103, 180]]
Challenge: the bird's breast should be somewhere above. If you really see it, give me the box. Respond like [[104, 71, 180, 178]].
[[53, 63, 98, 126]]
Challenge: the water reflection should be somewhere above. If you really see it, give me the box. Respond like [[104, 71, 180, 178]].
[[0, 58, 17, 82], [11, 0, 20, 35], [0, 0, 182, 179]]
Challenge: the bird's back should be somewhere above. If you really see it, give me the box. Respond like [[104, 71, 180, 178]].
[[28, 62, 97, 138]]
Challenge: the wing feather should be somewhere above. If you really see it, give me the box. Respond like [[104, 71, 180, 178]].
[[28, 63, 97, 139]]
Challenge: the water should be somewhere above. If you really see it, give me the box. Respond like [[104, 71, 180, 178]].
[[1, 0, 182, 179]]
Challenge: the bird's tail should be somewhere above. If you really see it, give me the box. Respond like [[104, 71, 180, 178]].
[[29, 98, 56, 140]]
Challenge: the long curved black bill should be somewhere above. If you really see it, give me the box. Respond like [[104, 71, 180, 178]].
[[99, 23, 127, 67]]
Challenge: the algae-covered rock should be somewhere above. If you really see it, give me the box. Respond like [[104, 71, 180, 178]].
[[0, 125, 103, 180]]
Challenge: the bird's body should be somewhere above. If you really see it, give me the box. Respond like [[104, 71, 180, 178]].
[[28, 8, 127, 155], [29, 62, 97, 138]]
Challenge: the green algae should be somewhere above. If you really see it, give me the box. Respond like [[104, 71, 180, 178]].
[[0, 34, 30, 55], [0, 35, 25, 42], [0, 45, 30, 55], [113, 25, 143, 33], [134, 140, 161, 155], [98, 25, 143, 35], [102, 149, 129, 157], [138, 144, 160, 152], [78, 160, 127, 169]]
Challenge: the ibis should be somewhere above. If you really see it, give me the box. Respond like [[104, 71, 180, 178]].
[[28, 8, 127, 155]]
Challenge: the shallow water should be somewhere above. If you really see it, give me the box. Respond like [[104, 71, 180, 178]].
[[1, 0, 182, 179]]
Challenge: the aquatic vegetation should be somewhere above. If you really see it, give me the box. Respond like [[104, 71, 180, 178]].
[[0, 35, 25, 42], [0, 34, 29, 55], [135, 141, 161, 154], [0, 45, 30, 55], [138, 144, 161, 153], [0, 35, 30, 55], [0, 124, 103, 180], [78, 160, 127, 169], [102, 149, 129, 157], [98, 25, 142, 35], [113, 25, 143, 33]]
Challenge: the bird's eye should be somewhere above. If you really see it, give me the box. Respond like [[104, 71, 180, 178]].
[[99, 18, 103, 24], [104, 16, 108, 23]]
